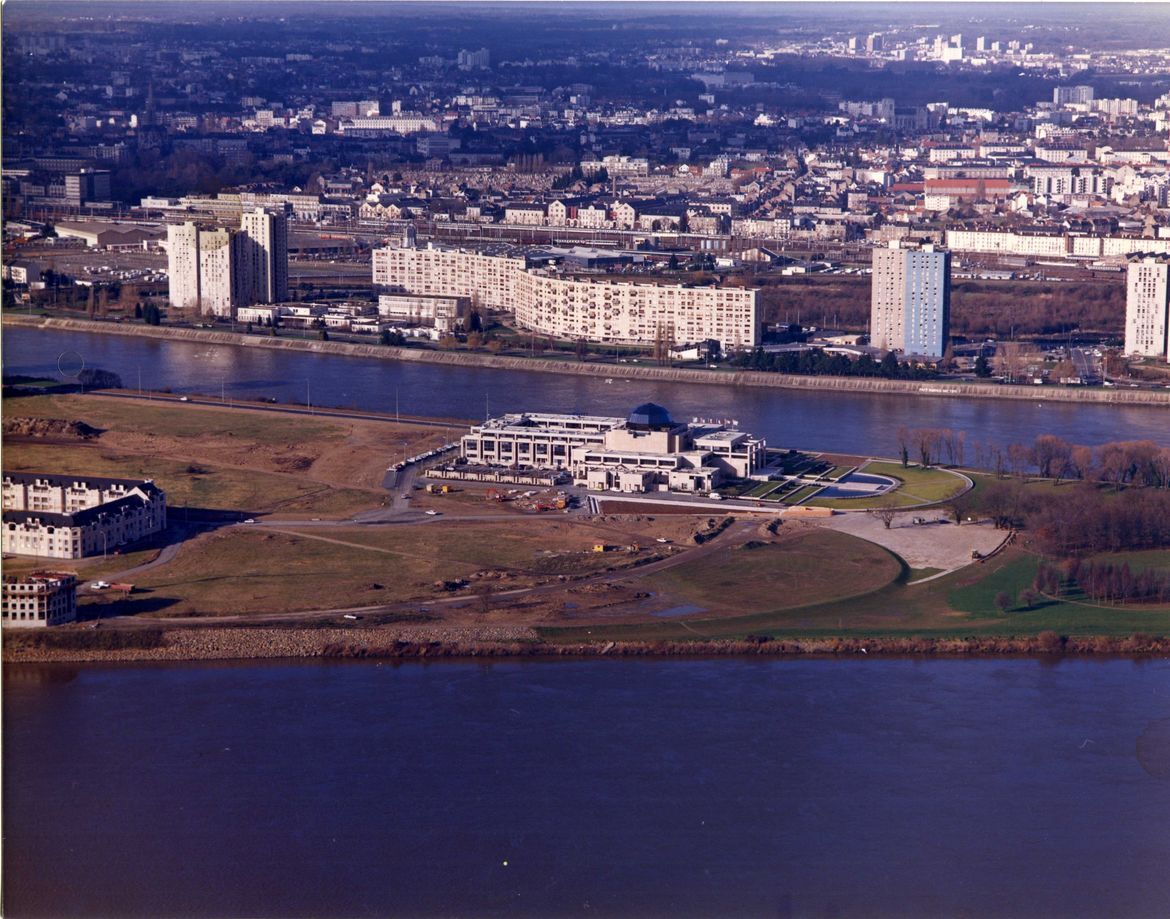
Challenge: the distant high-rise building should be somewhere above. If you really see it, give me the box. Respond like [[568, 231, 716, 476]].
[[457, 47, 490, 69], [870, 242, 951, 359], [865, 33, 884, 53], [240, 207, 289, 304], [1125, 254, 1170, 361], [166, 223, 202, 310], [198, 228, 249, 318], [166, 210, 287, 317], [1053, 85, 1094, 106]]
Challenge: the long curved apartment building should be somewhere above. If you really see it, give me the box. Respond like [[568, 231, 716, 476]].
[[373, 244, 759, 349]]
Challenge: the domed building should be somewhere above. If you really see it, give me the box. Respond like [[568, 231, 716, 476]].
[[459, 403, 767, 496]]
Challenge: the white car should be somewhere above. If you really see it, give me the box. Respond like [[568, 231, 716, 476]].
[[425, 509, 439, 516], [91, 581, 111, 590]]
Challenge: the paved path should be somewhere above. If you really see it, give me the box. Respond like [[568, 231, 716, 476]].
[[823, 512, 1005, 577]]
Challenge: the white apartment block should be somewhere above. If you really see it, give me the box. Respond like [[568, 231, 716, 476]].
[[870, 242, 951, 359], [504, 204, 546, 226], [946, 229, 1170, 259], [514, 270, 758, 349], [2, 573, 78, 628], [2, 474, 167, 559], [1125, 254, 1170, 361], [166, 222, 201, 309], [199, 228, 248, 318], [240, 207, 289, 304], [373, 245, 526, 311], [340, 115, 440, 134], [373, 245, 759, 349], [165, 209, 289, 317]]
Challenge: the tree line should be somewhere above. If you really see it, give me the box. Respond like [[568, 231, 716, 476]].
[[734, 348, 937, 379], [1036, 558, 1170, 605]]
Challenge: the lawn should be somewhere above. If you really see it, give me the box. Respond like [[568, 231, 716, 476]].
[[5, 393, 343, 446], [782, 485, 823, 505], [639, 529, 903, 615], [806, 461, 968, 510], [539, 546, 1170, 644], [2, 441, 377, 515], [126, 529, 449, 615]]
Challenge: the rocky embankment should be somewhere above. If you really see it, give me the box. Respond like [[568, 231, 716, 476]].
[[3, 416, 102, 439]]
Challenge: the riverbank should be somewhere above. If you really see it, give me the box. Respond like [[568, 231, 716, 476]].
[[7, 313, 1170, 406], [5, 625, 1169, 663]]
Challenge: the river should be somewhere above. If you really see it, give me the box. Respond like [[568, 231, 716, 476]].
[[3, 657, 1169, 918], [4, 327, 1169, 457]]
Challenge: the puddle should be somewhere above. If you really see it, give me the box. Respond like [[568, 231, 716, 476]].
[[652, 604, 707, 618]]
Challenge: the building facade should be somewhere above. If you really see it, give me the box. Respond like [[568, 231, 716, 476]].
[[2, 474, 167, 559], [166, 222, 202, 309], [458, 404, 766, 494], [166, 208, 289, 317], [1125, 254, 1170, 361], [2, 572, 78, 628], [240, 207, 289, 304], [870, 242, 951, 359], [377, 293, 469, 332], [373, 244, 759, 349]]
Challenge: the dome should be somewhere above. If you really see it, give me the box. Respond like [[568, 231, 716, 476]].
[[627, 402, 673, 430]]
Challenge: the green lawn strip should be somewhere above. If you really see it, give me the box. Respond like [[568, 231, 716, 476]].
[[821, 465, 856, 481], [744, 481, 780, 498], [781, 485, 823, 505]]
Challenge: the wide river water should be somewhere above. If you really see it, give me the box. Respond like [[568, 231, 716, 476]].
[[4, 327, 1169, 457], [4, 657, 1170, 918]]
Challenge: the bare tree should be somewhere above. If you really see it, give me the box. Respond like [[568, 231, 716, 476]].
[[874, 500, 898, 530]]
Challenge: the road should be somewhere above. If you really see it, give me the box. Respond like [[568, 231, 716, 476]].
[[95, 389, 472, 431]]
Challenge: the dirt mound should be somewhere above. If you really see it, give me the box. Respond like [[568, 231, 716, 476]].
[[3, 417, 102, 440]]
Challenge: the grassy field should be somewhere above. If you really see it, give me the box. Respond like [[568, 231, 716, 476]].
[[538, 545, 1170, 644], [5, 393, 341, 445], [115, 517, 687, 617], [638, 529, 902, 615], [126, 528, 451, 615], [1, 441, 376, 515], [0, 392, 431, 515]]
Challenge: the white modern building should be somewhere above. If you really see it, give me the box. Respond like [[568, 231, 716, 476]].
[[377, 293, 469, 332], [459, 403, 766, 494], [373, 244, 759, 349], [198, 228, 248, 318], [166, 222, 202, 310], [1125, 254, 1170, 361], [2, 474, 167, 559], [240, 207, 289, 304], [870, 241, 951, 359]]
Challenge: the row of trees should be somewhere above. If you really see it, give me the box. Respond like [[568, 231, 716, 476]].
[[903, 428, 1170, 491], [735, 348, 938, 380], [1036, 559, 1170, 605], [965, 481, 1170, 557]]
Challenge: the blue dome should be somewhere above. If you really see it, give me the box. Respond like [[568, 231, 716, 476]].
[[627, 402, 673, 429]]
